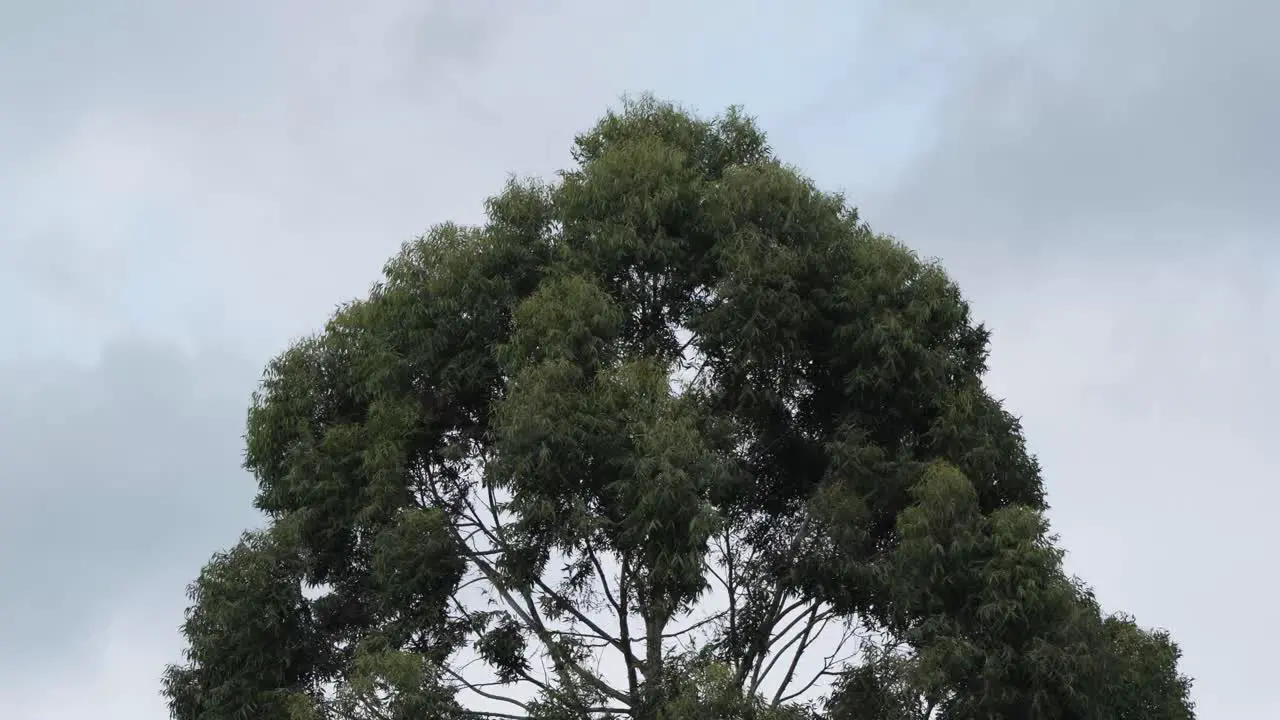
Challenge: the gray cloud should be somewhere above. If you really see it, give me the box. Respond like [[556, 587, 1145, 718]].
[[0, 341, 260, 680], [859, 0, 1280, 261]]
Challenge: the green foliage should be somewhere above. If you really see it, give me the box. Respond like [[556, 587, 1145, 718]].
[[823, 646, 925, 720], [165, 95, 1193, 720], [1098, 616, 1195, 719], [821, 464, 1196, 719], [162, 527, 327, 720], [656, 660, 815, 720]]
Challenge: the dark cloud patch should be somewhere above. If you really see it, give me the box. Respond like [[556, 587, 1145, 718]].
[[858, 0, 1280, 266], [0, 340, 262, 675]]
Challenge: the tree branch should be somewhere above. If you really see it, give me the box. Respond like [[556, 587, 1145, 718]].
[[421, 472, 631, 710], [770, 602, 822, 706], [443, 666, 531, 713]]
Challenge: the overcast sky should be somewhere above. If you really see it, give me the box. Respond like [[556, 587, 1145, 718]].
[[2, 1, 1274, 717]]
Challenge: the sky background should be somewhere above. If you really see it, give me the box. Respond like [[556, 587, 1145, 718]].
[[1, 0, 1275, 716]]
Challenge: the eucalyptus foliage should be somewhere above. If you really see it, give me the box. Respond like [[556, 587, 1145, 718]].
[[164, 97, 1194, 720]]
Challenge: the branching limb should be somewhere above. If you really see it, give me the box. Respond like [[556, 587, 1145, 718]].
[[769, 602, 822, 706], [442, 666, 532, 713]]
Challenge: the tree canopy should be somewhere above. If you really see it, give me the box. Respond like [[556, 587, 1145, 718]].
[[163, 96, 1195, 720]]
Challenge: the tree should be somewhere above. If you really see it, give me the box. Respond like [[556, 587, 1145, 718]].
[[163, 96, 1195, 720]]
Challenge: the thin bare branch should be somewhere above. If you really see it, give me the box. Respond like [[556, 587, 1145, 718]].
[[770, 602, 822, 706], [443, 666, 531, 713]]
